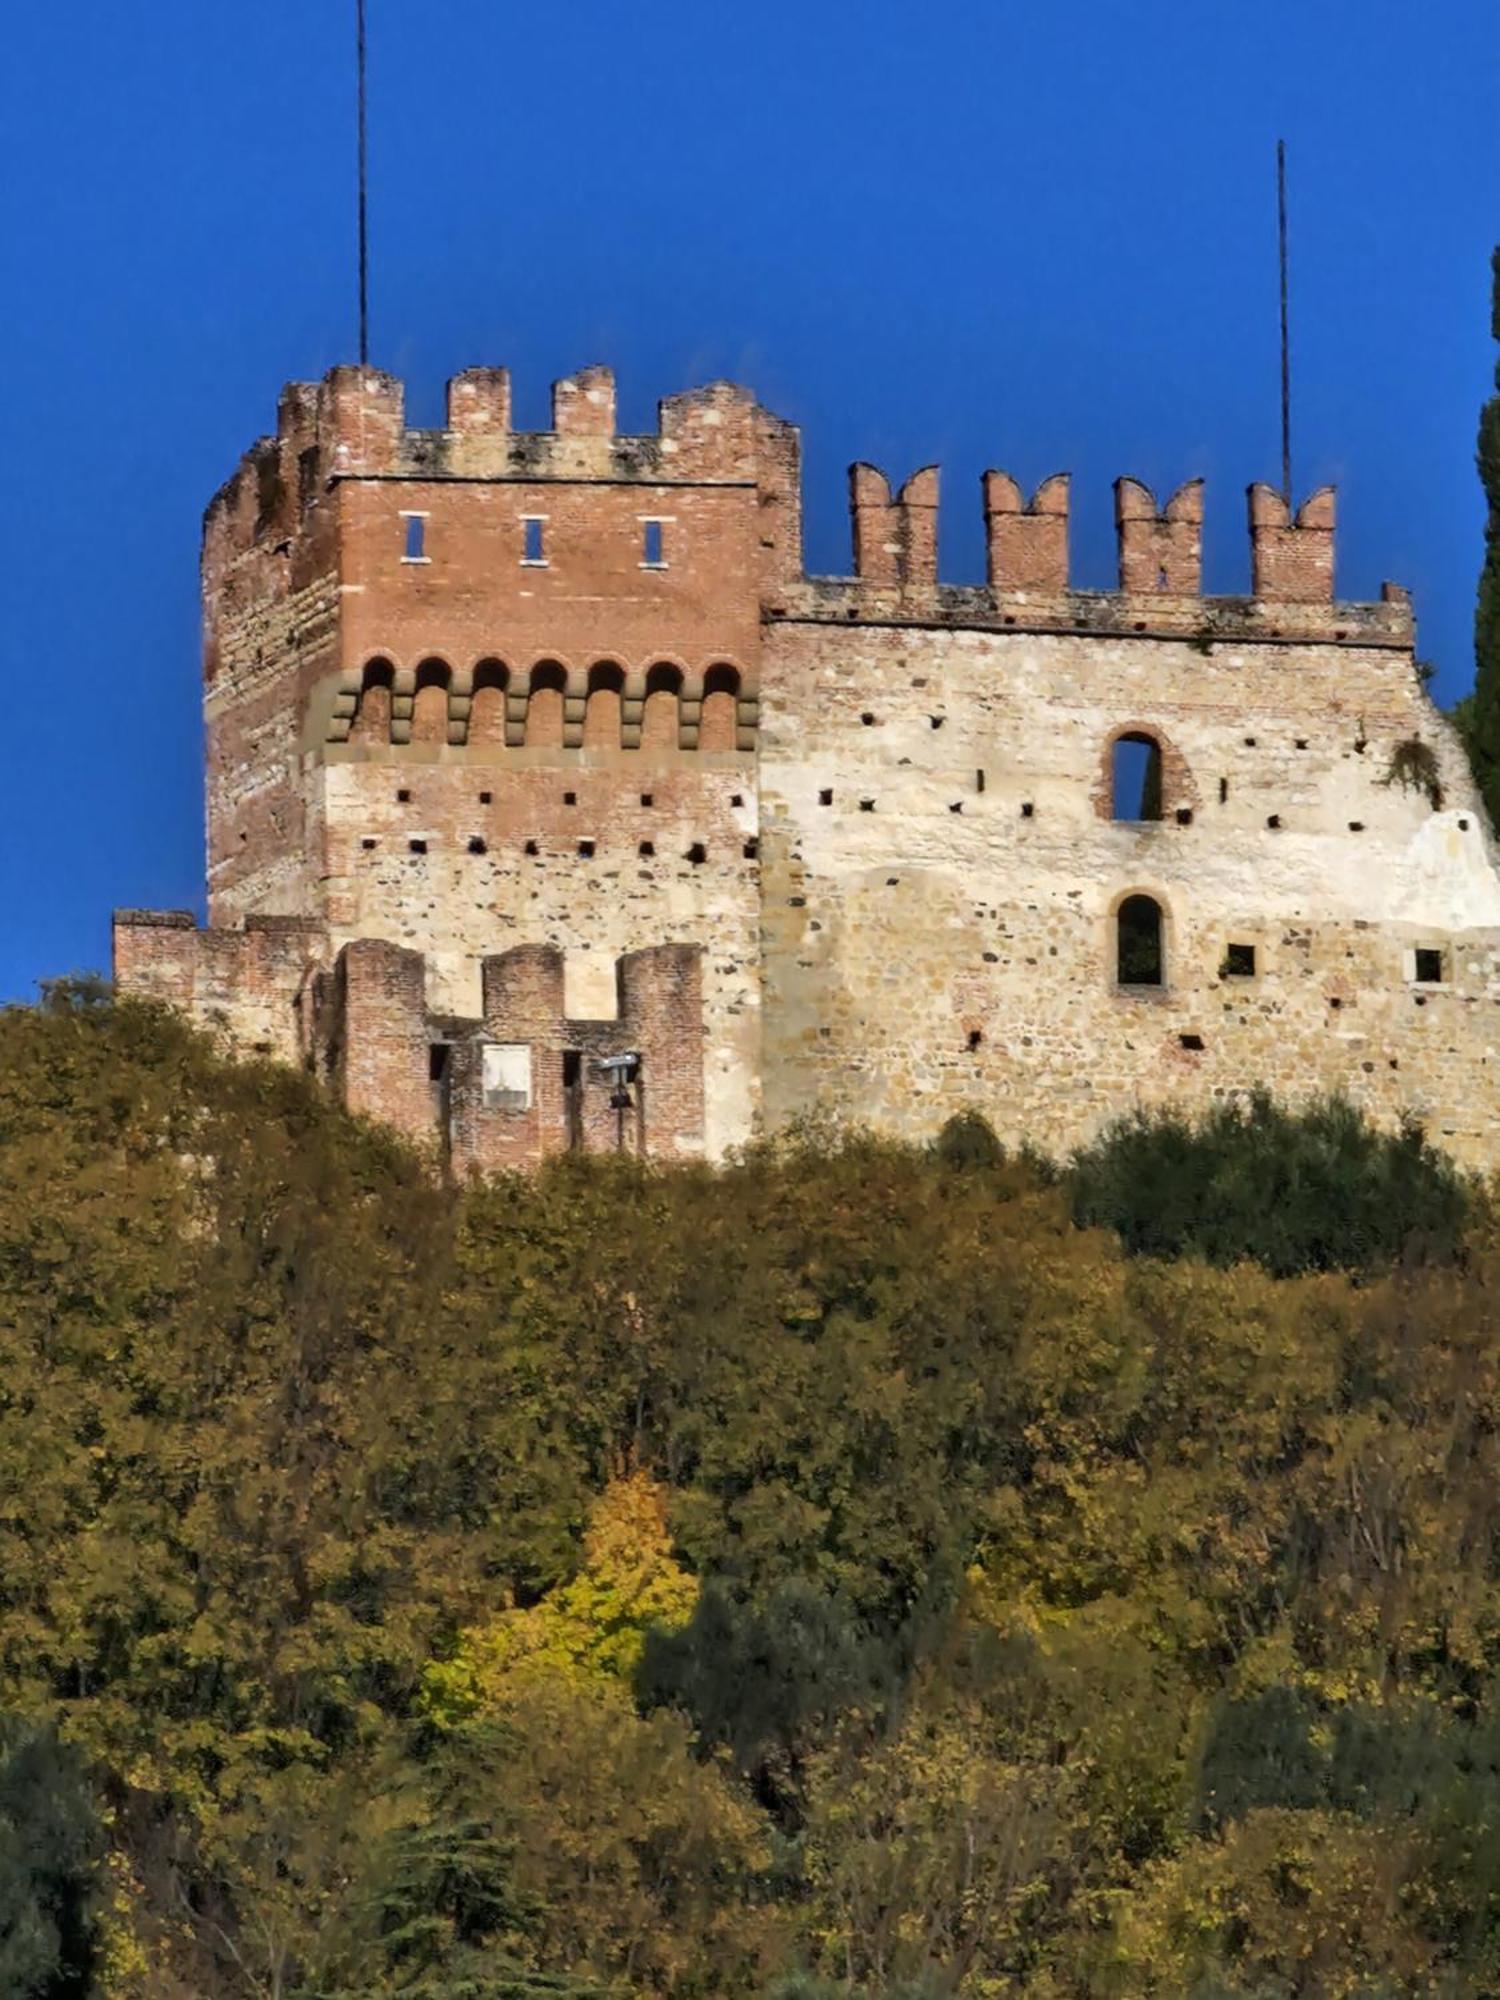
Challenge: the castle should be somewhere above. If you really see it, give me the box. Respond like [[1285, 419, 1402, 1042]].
[[113, 362, 1500, 1171]]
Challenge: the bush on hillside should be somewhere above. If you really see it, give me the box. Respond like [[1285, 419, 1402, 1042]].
[[1067, 1087, 1472, 1277]]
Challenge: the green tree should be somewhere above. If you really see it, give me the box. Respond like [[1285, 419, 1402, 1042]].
[[0, 1717, 102, 1999], [1465, 246, 1500, 826], [1067, 1089, 1470, 1278]]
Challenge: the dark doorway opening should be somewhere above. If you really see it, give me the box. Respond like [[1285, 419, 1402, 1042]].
[[562, 1050, 584, 1151], [429, 1043, 453, 1154]]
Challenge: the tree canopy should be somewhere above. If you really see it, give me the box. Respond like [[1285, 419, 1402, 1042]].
[[4, 985, 1500, 1995]]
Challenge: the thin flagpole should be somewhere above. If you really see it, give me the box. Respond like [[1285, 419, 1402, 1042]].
[[1278, 138, 1292, 506], [357, 0, 369, 366]]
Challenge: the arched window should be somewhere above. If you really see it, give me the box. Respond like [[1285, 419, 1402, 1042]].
[[411, 658, 452, 744], [349, 657, 395, 744], [640, 663, 682, 751], [526, 661, 567, 748], [1111, 732, 1163, 821], [469, 659, 509, 747], [583, 661, 625, 750], [1116, 894, 1165, 987], [699, 663, 741, 753]]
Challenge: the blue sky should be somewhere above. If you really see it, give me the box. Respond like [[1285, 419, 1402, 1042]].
[[1, 1, 1496, 997]]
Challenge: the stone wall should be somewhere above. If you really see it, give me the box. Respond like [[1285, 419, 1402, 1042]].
[[757, 604, 1500, 1167]]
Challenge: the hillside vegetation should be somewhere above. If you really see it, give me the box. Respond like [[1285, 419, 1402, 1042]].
[[3, 985, 1500, 1998]]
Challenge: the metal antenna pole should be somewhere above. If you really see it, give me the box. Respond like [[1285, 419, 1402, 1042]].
[[357, 0, 370, 366], [1278, 138, 1292, 507]]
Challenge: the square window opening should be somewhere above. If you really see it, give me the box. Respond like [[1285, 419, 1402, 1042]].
[[1414, 947, 1447, 984], [483, 1042, 532, 1112], [1223, 942, 1256, 978]]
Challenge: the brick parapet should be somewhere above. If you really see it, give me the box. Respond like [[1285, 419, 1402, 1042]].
[[111, 911, 327, 1064]]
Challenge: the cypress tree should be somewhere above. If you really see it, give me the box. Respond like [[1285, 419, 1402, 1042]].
[[1465, 247, 1500, 825]]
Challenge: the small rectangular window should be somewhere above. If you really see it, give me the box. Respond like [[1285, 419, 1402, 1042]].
[[1223, 942, 1256, 978], [401, 512, 429, 563], [641, 518, 667, 568], [521, 516, 547, 565], [482, 1042, 532, 1111], [1414, 947, 1447, 984]]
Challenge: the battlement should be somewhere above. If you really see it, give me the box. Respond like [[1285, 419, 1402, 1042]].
[[114, 910, 705, 1175], [837, 459, 1385, 630], [202, 365, 1407, 654], [204, 363, 803, 575]]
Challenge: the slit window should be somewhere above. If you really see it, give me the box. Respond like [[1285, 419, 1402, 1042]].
[[1414, 947, 1448, 984], [641, 518, 667, 568], [1116, 894, 1165, 988], [401, 512, 429, 563], [1111, 733, 1163, 821], [521, 516, 547, 565]]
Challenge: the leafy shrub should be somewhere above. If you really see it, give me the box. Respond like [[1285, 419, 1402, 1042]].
[[1067, 1088, 1472, 1277]]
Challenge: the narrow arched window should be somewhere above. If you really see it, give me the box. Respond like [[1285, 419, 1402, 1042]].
[[1111, 732, 1163, 821], [1117, 895, 1165, 987]]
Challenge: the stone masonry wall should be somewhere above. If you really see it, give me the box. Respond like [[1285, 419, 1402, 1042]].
[[757, 606, 1500, 1167]]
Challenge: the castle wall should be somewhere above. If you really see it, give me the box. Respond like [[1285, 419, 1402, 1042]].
[[758, 606, 1500, 1167], [317, 752, 758, 1158], [116, 360, 1500, 1176], [112, 911, 325, 1064]]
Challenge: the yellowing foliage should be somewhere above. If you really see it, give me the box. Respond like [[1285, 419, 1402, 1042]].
[[421, 1472, 698, 1724]]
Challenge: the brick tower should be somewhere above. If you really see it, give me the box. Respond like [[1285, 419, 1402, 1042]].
[[115, 364, 798, 1170]]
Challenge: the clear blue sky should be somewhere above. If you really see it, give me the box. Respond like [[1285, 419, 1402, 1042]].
[[1, 2, 1496, 998]]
